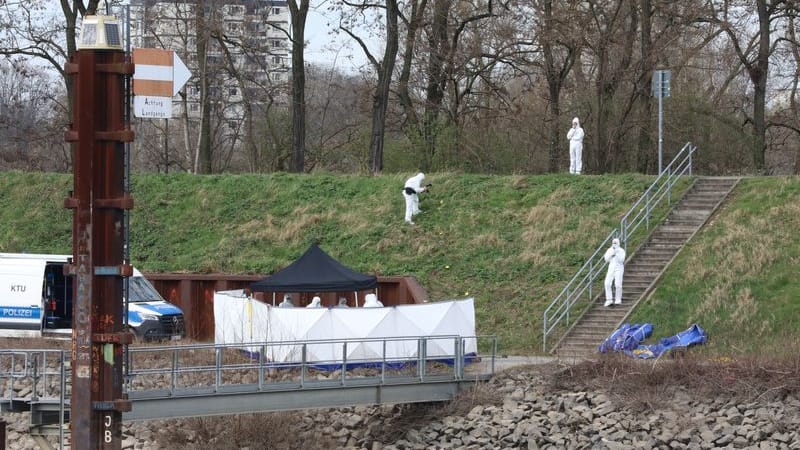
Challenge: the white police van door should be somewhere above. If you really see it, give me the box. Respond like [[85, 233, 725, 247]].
[[0, 256, 48, 332]]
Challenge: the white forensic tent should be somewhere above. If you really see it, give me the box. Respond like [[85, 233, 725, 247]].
[[214, 290, 477, 365]]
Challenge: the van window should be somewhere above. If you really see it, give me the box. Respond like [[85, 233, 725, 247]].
[[127, 277, 164, 303]]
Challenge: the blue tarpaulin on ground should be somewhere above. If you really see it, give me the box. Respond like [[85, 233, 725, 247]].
[[598, 323, 707, 358]]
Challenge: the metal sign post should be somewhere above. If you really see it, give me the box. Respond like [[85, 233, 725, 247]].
[[652, 69, 671, 174]]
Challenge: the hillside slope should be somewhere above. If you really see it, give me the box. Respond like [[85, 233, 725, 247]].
[[0, 172, 796, 355], [629, 177, 800, 356]]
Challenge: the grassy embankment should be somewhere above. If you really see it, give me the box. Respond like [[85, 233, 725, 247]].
[[630, 177, 800, 355], [0, 171, 797, 356]]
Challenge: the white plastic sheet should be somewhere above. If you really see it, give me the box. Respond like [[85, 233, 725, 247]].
[[214, 290, 477, 364]]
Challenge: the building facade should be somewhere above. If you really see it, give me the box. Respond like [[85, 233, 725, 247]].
[[129, 0, 290, 119]]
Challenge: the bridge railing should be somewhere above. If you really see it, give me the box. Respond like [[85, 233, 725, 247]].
[[1, 335, 496, 404], [0, 349, 67, 402], [542, 142, 696, 353], [0, 349, 69, 445], [124, 334, 498, 397]]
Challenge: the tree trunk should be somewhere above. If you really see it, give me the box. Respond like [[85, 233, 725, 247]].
[[195, 0, 212, 174], [396, 0, 427, 137], [369, 0, 399, 174], [289, 0, 309, 173], [422, 0, 451, 171], [636, 0, 654, 173], [751, 0, 769, 172], [541, 0, 576, 173]]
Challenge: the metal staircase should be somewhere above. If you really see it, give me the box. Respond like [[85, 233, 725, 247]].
[[553, 176, 739, 357]]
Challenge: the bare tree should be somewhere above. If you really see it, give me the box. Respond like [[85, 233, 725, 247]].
[[0, 59, 68, 171], [536, 0, 579, 172], [339, 0, 400, 173], [304, 63, 371, 171], [395, 0, 429, 136], [0, 0, 100, 139], [288, 0, 310, 172], [581, 0, 639, 173], [703, 0, 793, 172]]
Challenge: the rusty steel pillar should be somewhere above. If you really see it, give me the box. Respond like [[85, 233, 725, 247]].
[[65, 47, 135, 449]]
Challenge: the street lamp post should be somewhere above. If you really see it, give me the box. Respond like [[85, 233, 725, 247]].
[[652, 69, 671, 174]]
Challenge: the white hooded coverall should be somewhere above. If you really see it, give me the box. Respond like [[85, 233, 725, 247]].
[[603, 238, 625, 305], [363, 293, 384, 308], [278, 296, 294, 308], [306, 296, 322, 308], [402, 172, 427, 224], [566, 117, 584, 174]]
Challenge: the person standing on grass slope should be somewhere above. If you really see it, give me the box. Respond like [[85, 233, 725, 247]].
[[603, 238, 625, 306], [402, 172, 428, 225], [567, 117, 584, 174]]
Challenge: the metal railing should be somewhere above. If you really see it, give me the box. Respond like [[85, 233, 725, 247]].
[[0, 349, 68, 445], [543, 142, 697, 352], [124, 334, 497, 397], [619, 142, 696, 245], [2, 334, 497, 423]]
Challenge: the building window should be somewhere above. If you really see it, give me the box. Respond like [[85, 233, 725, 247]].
[[271, 39, 281, 48], [272, 56, 281, 64], [229, 87, 238, 96], [228, 121, 237, 129], [273, 7, 281, 15]]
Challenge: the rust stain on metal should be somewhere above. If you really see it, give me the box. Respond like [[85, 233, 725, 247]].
[[67, 47, 132, 450]]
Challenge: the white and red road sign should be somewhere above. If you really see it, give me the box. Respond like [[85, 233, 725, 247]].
[[132, 48, 191, 119]]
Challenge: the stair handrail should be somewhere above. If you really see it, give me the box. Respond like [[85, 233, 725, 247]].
[[543, 142, 697, 352], [619, 142, 696, 244]]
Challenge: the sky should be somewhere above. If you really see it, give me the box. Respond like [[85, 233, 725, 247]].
[[1, 0, 374, 75], [304, 3, 377, 74]]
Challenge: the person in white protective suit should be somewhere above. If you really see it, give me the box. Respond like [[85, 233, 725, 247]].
[[306, 295, 322, 308], [362, 293, 384, 308], [278, 294, 294, 308], [603, 238, 626, 306], [402, 172, 429, 225], [336, 297, 349, 308], [566, 117, 584, 174]]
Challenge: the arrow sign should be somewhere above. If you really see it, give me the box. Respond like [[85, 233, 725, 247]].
[[173, 52, 191, 96], [132, 48, 193, 118]]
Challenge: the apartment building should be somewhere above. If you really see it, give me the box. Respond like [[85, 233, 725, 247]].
[[129, 0, 290, 120]]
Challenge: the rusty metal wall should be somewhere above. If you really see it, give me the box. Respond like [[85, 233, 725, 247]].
[[143, 274, 428, 341]]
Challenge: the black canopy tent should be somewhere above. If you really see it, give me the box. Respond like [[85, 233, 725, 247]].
[[250, 244, 378, 306]]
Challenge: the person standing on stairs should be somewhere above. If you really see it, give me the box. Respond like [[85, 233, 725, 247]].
[[603, 238, 626, 307]]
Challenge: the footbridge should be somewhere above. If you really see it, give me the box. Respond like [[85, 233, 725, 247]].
[[1, 335, 497, 443]]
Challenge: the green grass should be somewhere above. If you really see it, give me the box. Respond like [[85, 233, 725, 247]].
[[630, 177, 800, 356], [1, 171, 798, 356]]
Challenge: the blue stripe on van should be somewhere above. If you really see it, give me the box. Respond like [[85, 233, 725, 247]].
[[0, 306, 42, 320]]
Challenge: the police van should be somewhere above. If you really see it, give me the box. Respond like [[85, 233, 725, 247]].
[[0, 253, 185, 340]]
